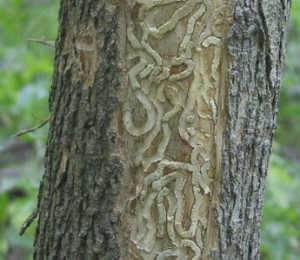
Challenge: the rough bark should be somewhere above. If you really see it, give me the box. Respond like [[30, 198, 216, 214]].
[[219, 1, 291, 259], [34, 1, 123, 259], [33, 0, 290, 259]]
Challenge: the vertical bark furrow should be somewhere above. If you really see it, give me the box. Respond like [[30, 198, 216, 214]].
[[219, 1, 291, 259], [34, 1, 123, 259]]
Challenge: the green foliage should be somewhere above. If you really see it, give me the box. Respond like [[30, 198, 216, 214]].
[[0, 0, 58, 140], [0, 0, 58, 258], [261, 151, 300, 259], [275, 3, 300, 152], [0, 160, 40, 260], [0, 0, 299, 259], [261, 2, 300, 259]]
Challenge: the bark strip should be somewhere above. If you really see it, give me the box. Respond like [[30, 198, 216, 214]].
[[218, 0, 291, 259], [34, 1, 123, 259]]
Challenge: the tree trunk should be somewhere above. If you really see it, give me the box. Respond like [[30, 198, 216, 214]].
[[33, 0, 290, 259]]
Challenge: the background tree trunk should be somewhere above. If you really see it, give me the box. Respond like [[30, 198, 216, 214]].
[[34, 0, 290, 259]]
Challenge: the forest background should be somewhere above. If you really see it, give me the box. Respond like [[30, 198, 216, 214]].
[[0, 0, 299, 259]]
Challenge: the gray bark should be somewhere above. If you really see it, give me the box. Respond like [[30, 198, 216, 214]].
[[34, 1, 123, 259], [219, 1, 290, 259]]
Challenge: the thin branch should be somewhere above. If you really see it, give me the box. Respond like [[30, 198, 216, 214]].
[[19, 208, 38, 236], [27, 38, 55, 47], [13, 117, 50, 138]]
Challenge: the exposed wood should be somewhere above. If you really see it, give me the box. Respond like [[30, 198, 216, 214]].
[[116, 1, 231, 259]]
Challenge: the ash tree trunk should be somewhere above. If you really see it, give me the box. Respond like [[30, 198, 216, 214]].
[[33, 0, 290, 259]]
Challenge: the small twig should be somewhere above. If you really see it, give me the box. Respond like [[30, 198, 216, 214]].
[[27, 38, 55, 47], [19, 208, 38, 236], [13, 117, 50, 138]]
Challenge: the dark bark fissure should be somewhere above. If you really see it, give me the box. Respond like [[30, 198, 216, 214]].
[[34, 1, 122, 259]]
